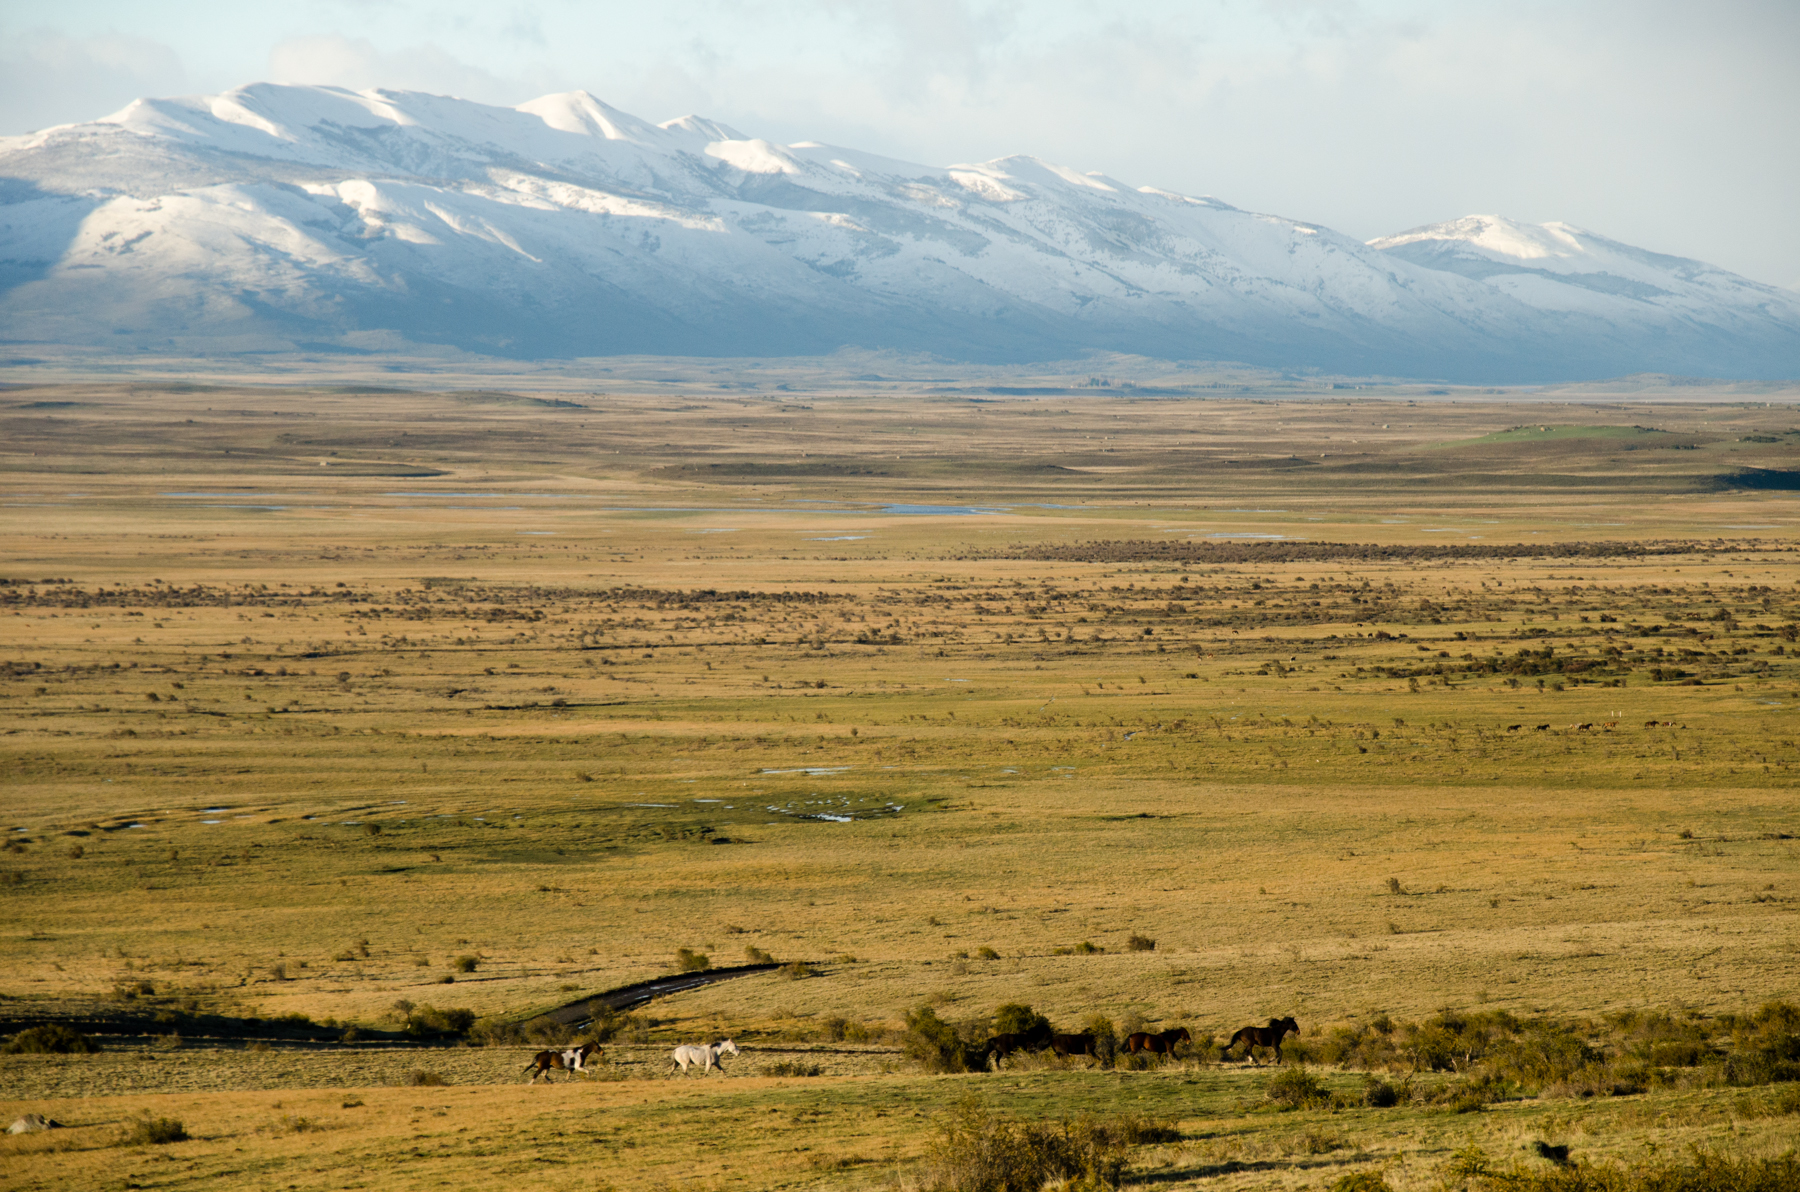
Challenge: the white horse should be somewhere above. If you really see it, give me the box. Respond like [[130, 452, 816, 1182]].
[[670, 1038, 739, 1075]]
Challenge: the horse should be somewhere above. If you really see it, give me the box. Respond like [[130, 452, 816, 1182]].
[[1125, 1027, 1191, 1057], [1224, 1016, 1299, 1064], [522, 1041, 600, 1083], [670, 1038, 739, 1075], [1050, 1032, 1100, 1058], [981, 1032, 1032, 1063], [982, 1021, 1053, 1065]]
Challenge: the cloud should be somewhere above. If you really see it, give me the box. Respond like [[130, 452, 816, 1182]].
[[267, 34, 522, 103], [0, 30, 188, 133]]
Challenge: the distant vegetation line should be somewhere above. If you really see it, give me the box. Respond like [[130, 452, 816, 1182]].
[[983, 539, 1787, 565]]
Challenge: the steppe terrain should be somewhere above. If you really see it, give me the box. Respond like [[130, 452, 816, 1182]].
[[1, 376, 1797, 1190]]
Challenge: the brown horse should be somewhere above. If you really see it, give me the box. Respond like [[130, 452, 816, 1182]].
[[1224, 1017, 1298, 1064], [1050, 1032, 1100, 1057], [1125, 1027, 1191, 1057], [523, 1041, 600, 1083], [981, 1032, 1032, 1064]]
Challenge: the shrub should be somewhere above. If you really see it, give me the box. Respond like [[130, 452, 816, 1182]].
[[1265, 1065, 1330, 1109], [1126, 934, 1156, 952], [904, 1005, 974, 1074], [1073, 940, 1102, 954], [761, 1061, 823, 1077], [976, 946, 1000, 960], [523, 1016, 577, 1046], [404, 1069, 448, 1086], [779, 960, 814, 979], [915, 1099, 1152, 1192], [994, 1003, 1051, 1038], [4, 1024, 99, 1054], [1361, 1075, 1401, 1107], [744, 945, 774, 964], [403, 1005, 476, 1037], [451, 955, 479, 973], [675, 948, 710, 972], [1330, 1173, 1393, 1192], [1735, 1085, 1800, 1118], [120, 1116, 188, 1145]]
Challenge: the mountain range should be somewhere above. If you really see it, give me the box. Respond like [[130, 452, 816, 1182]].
[[2, 83, 1796, 382]]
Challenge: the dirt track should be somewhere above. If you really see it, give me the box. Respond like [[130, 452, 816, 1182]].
[[538, 963, 787, 1027]]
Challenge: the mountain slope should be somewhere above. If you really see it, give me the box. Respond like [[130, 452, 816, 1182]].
[[1, 84, 1795, 380]]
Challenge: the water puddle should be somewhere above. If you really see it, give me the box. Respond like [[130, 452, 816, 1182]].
[[880, 504, 1001, 515], [763, 796, 905, 823]]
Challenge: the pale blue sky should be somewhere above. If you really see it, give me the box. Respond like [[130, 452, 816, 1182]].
[[4, 0, 1796, 289]]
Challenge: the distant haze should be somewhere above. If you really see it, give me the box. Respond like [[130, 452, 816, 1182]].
[[3, 0, 1796, 292]]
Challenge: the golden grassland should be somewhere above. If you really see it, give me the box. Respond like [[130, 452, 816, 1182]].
[[1, 380, 1798, 1190]]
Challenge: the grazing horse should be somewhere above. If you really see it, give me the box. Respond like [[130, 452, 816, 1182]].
[[1224, 1017, 1299, 1065], [670, 1038, 739, 1075], [1050, 1032, 1100, 1058], [523, 1041, 601, 1083], [1125, 1027, 1192, 1057]]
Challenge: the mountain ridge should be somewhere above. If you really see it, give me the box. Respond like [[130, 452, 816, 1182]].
[[1, 83, 1795, 382]]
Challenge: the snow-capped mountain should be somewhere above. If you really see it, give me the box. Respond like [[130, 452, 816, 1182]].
[[1, 84, 1795, 381]]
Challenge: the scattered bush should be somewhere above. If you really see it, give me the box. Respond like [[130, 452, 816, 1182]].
[[761, 1061, 823, 1077], [1360, 1075, 1401, 1107], [450, 955, 479, 973], [744, 945, 775, 964], [1330, 1173, 1393, 1192], [915, 1099, 1170, 1192], [1126, 934, 1156, 952], [1735, 1084, 1800, 1118], [1455, 1150, 1800, 1192], [4, 1024, 98, 1054], [404, 1069, 448, 1086], [402, 1005, 476, 1038], [904, 1005, 976, 1074], [675, 948, 711, 972], [1073, 940, 1102, 954], [523, 1016, 577, 1046], [1265, 1065, 1331, 1109], [779, 960, 814, 979], [994, 1003, 1052, 1039], [976, 946, 1000, 959], [120, 1116, 188, 1145]]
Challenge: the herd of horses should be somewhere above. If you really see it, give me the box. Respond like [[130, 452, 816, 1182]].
[[522, 1017, 1300, 1082], [980, 1016, 1298, 1068]]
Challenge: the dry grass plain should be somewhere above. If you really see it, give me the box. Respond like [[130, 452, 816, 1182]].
[[2, 378, 1798, 1190]]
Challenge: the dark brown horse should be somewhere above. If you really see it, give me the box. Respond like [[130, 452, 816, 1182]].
[[1125, 1026, 1191, 1056], [982, 1021, 1053, 1065], [1224, 1017, 1298, 1064], [1050, 1032, 1100, 1057], [982, 1032, 1032, 1063], [522, 1041, 600, 1082]]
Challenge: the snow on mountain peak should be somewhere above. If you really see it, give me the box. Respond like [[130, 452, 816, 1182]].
[[516, 91, 660, 142], [1, 81, 1794, 379], [1369, 215, 1592, 263]]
